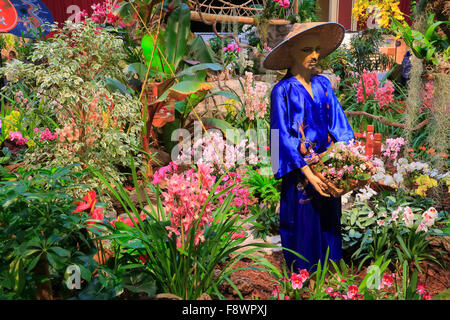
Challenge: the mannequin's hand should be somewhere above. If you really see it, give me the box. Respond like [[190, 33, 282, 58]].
[[365, 161, 376, 175], [308, 174, 331, 197]]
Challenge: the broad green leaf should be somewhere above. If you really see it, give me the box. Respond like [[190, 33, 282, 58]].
[[142, 33, 173, 74], [49, 247, 71, 257], [155, 81, 213, 102], [165, 3, 191, 71], [105, 78, 130, 96], [176, 63, 222, 78]]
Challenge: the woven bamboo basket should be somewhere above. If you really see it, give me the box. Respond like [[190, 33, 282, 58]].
[[310, 165, 372, 198]]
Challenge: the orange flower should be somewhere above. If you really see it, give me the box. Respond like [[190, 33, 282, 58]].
[[427, 148, 436, 155], [440, 153, 448, 159], [419, 146, 426, 151], [407, 148, 414, 152]]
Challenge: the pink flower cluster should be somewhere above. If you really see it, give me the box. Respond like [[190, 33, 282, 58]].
[[322, 141, 370, 181], [217, 171, 251, 213], [91, 1, 124, 27], [326, 281, 364, 300], [374, 80, 395, 108], [8, 131, 27, 145], [273, 0, 290, 8], [417, 207, 439, 233], [377, 274, 394, 290], [290, 269, 309, 289], [15, 90, 29, 109], [242, 71, 269, 120], [421, 81, 434, 112], [356, 70, 394, 108], [356, 70, 379, 102], [152, 162, 251, 249], [34, 128, 58, 142], [416, 284, 432, 300], [223, 42, 240, 53], [402, 206, 415, 227], [381, 137, 405, 159]]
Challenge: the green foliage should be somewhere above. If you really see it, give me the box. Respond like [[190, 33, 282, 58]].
[[391, 13, 449, 65], [247, 204, 279, 241], [0, 19, 144, 199], [320, 29, 392, 76], [393, 226, 444, 272], [242, 164, 281, 240], [343, 190, 446, 274], [91, 156, 278, 300], [0, 165, 98, 299]]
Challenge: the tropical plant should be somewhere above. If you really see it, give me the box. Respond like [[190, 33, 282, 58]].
[[390, 13, 450, 65], [91, 156, 278, 299], [0, 19, 144, 199], [0, 165, 99, 300]]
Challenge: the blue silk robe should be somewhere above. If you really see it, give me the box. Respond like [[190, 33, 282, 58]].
[[270, 72, 355, 273]]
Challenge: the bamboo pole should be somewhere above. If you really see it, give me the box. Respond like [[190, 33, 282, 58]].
[[190, 11, 291, 25]]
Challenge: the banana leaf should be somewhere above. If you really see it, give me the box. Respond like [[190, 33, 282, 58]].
[[165, 3, 191, 71], [155, 81, 213, 102], [142, 33, 173, 75]]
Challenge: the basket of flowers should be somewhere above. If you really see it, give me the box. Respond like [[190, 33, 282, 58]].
[[309, 141, 374, 197]]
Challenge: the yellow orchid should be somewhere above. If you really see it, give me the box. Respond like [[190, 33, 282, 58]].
[[352, 0, 406, 28], [224, 99, 238, 116], [414, 174, 438, 196], [25, 136, 35, 148]]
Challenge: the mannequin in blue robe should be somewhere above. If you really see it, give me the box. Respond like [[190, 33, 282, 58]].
[[270, 71, 355, 273]]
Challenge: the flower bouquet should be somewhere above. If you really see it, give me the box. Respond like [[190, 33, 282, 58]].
[[310, 141, 373, 197]]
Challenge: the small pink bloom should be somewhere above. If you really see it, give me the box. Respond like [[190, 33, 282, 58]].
[[347, 285, 359, 299], [381, 274, 394, 287]]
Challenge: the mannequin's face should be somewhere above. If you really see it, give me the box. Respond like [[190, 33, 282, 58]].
[[289, 34, 321, 71]]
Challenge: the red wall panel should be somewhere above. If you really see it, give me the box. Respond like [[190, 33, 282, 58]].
[[338, 0, 353, 31], [41, 0, 98, 23]]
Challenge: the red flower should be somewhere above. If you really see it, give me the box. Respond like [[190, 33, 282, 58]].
[[73, 190, 97, 213], [381, 274, 394, 287], [347, 285, 359, 299], [230, 231, 246, 240], [416, 284, 432, 300], [90, 207, 104, 220], [139, 254, 149, 264]]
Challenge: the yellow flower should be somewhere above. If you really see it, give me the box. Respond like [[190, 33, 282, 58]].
[[415, 175, 438, 194], [102, 111, 110, 129], [3, 111, 21, 133], [25, 136, 35, 147], [415, 185, 427, 196], [224, 99, 237, 116]]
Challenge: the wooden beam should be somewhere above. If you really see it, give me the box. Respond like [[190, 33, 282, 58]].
[[190, 11, 291, 25]]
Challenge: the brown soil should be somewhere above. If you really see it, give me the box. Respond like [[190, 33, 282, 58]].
[[219, 237, 449, 300]]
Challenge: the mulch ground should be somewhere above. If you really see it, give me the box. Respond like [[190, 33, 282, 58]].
[[219, 237, 449, 300]]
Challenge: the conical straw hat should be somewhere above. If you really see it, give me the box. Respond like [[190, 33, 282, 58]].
[[263, 22, 345, 70]]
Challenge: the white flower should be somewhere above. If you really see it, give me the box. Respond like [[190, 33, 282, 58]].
[[383, 175, 395, 186], [377, 219, 385, 226], [355, 186, 377, 202], [393, 173, 404, 184], [368, 211, 375, 218], [416, 222, 428, 233], [397, 158, 408, 166], [341, 191, 353, 205]]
